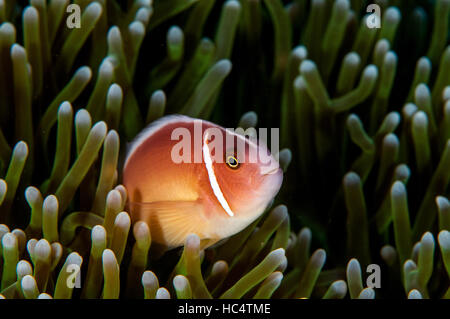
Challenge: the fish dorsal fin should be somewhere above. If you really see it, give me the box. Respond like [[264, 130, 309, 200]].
[[128, 200, 219, 248], [124, 114, 194, 168]]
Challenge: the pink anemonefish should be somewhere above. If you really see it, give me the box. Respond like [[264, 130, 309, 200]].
[[122, 115, 283, 249]]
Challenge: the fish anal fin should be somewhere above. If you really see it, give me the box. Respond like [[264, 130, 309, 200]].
[[128, 200, 212, 248], [200, 238, 221, 250]]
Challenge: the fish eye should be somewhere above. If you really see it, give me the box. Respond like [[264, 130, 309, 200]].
[[226, 155, 239, 169]]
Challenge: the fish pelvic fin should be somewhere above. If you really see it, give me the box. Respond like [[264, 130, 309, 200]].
[[127, 200, 217, 249]]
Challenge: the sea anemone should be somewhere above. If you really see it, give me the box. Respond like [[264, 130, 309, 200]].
[[0, 0, 449, 299]]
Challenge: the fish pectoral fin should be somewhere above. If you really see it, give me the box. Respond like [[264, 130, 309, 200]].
[[128, 200, 210, 248]]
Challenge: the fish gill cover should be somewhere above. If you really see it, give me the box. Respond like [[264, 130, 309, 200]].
[[0, 0, 448, 299]]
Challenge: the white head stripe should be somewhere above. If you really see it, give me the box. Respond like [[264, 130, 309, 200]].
[[202, 133, 234, 217]]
